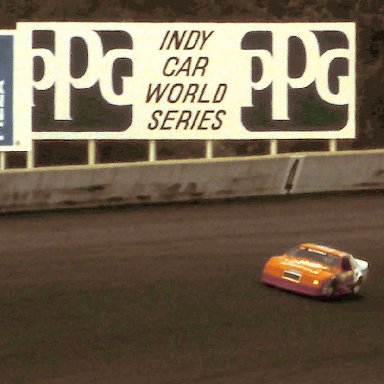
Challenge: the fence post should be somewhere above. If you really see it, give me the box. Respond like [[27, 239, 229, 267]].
[[27, 141, 34, 169], [88, 139, 97, 165], [149, 140, 157, 162], [205, 140, 214, 159], [270, 139, 278, 155], [0, 152, 5, 170], [329, 139, 337, 152]]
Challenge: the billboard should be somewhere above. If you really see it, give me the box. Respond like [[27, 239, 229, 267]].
[[0, 30, 31, 151], [17, 22, 356, 140]]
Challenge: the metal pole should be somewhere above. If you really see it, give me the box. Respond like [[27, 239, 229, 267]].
[[0, 152, 5, 170], [329, 139, 337, 152], [205, 140, 214, 159], [270, 139, 278, 155], [88, 139, 96, 165], [27, 141, 34, 169], [149, 140, 157, 162]]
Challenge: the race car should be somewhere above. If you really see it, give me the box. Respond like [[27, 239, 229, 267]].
[[261, 243, 369, 298]]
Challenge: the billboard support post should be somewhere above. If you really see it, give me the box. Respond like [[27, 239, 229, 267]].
[[270, 140, 278, 155], [205, 140, 214, 159], [329, 139, 337, 152], [149, 140, 156, 162], [88, 140, 96, 165], [0, 152, 5, 170], [26, 142, 34, 168]]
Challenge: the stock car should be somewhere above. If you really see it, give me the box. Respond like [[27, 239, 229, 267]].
[[261, 243, 369, 298]]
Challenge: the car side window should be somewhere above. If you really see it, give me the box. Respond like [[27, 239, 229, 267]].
[[341, 257, 352, 272]]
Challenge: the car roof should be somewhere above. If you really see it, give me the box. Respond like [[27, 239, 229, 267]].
[[299, 243, 350, 258]]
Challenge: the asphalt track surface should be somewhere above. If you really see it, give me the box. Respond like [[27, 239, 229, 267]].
[[0, 192, 384, 384]]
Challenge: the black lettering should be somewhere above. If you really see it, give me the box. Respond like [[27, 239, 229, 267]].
[[162, 57, 178, 76], [159, 30, 170, 50], [178, 57, 193, 75], [160, 110, 178, 129], [197, 110, 214, 130], [148, 109, 226, 130], [147, 83, 225, 104], [168, 83, 184, 103], [166, 31, 187, 50], [190, 110, 201, 129], [213, 84, 228, 103], [200, 31, 214, 50], [159, 30, 214, 51], [184, 31, 200, 50], [212, 110, 226, 130], [192, 57, 209, 76], [197, 84, 210, 103], [163, 57, 209, 77], [148, 110, 163, 130], [182, 83, 199, 103], [146, 83, 170, 102], [175, 110, 193, 130]]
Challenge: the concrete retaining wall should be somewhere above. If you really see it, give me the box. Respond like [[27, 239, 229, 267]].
[[292, 150, 384, 194], [0, 150, 383, 212], [0, 156, 292, 212]]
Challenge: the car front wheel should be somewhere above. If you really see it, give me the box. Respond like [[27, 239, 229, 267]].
[[323, 279, 337, 298], [351, 278, 363, 296]]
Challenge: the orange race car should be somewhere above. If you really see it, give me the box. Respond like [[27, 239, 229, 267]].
[[261, 243, 369, 298]]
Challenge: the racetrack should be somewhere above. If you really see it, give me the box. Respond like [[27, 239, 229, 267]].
[[0, 192, 383, 383]]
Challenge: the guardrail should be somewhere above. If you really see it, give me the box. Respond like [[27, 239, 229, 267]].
[[0, 148, 383, 213]]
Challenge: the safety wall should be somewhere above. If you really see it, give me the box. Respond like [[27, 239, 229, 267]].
[[0, 149, 383, 212], [291, 150, 384, 193], [0, 156, 291, 212]]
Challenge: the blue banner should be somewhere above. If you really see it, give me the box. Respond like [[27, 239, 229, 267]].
[[0, 35, 13, 146]]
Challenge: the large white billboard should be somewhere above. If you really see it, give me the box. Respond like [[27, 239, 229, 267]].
[[16, 22, 356, 140]]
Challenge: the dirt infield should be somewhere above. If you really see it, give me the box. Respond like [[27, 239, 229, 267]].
[[0, 193, 383, 383]]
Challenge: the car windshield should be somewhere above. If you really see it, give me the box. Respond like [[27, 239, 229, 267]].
[[286, 246, 340, 268]]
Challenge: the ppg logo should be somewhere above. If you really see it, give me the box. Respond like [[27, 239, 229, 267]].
[[241, 27, 354, 132], [32, 28, 133, 132]]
